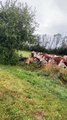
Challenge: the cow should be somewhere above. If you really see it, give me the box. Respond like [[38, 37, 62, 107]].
[[25, 57, 34, 64], [58, 59, 66, 68], [53, 56, 64, 65]]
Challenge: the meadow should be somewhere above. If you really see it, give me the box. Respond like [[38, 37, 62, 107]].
[[18, 50, 31, 57], [0, 51, 67, 120]]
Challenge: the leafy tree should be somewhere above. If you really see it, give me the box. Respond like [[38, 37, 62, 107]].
[[0, 0, 37, 64]]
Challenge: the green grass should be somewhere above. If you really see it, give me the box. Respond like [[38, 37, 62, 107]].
[[18, 50, 31, 57], [0, 64, 67, 120]]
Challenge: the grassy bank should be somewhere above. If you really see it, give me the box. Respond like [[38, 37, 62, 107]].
[[0, 64, 67, 120], [0, 51, 67, 120]]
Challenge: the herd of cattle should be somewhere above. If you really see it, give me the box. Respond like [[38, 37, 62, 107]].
[[19, 51, 67, 68]]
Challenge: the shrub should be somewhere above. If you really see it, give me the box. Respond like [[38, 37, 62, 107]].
[[59, 68, 67, 84], [0, 47, 18, 65], [42, 63, 60, 74]]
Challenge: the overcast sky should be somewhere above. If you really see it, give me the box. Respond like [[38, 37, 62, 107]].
[[2, 0, 67, 35]]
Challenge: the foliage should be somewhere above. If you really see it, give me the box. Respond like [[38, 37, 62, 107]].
[[0, 46, 18, 65], [32, 33, 67, 55], [0, 0, 37, 64], [58, 68, 67, 84]]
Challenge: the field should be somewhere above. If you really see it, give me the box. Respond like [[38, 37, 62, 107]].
[[0, 51, 67, 120], [18, 50, 31, 57]]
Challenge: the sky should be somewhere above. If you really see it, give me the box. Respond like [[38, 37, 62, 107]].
[[2, 0, 67, 35]]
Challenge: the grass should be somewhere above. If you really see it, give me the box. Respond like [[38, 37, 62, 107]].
[[18, 50, 31, 57], [0, 51, 67, 120], [0, 64, 67, 120]]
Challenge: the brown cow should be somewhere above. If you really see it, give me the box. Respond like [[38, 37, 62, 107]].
[[26, 57, 34, 64], [54, 57, 64, 65]]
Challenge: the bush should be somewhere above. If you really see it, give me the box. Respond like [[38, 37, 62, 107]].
[[42, 63, 60, 74], [0, 47, 18, 65], [59, 68, 67, 84]]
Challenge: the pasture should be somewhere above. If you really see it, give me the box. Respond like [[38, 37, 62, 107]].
[[0, 51, 67, 120], [18, 50, 31, 57]]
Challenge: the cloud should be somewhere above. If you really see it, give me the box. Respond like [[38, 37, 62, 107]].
[[55, 0, 67, 14], [1, 0, 67, 35], [35, 0, 67, 35]]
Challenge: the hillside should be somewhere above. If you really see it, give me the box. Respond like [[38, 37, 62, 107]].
[[0, 64, 67, 120]]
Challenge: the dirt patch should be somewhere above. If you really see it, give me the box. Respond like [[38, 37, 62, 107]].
[[0, 91, 3, 97], [34, 111, 45, 120]]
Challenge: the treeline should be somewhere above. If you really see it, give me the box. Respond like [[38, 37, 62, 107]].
[[20, 33, 67, 55], [20, 44, 67, 55]]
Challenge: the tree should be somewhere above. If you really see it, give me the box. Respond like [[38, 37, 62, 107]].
[[0, 0, 37, 64], [51, 33, 62, 49], [62, 36, 67, 49]]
